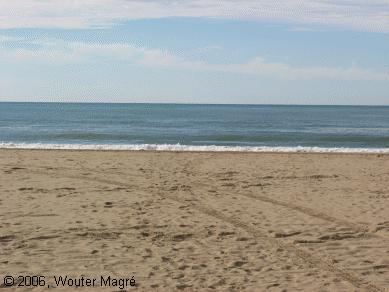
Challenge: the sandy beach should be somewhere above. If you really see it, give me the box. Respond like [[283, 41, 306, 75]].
[[1, 149, 388, 291]]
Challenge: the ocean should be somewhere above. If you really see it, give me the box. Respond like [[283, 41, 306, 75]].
[[1, 102, 389, 153]]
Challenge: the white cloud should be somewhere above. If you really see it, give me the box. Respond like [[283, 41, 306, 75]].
[[1, 37, 388, 81], [0, 0, 388, 32]]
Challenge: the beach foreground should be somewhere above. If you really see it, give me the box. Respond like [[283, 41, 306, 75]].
[[1, 150, 388, 291]]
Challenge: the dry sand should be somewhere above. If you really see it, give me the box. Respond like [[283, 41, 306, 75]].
[[0, 149, 389, 291]]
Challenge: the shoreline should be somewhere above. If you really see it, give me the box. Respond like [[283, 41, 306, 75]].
[[1, 143, 389, 154], [1, 148, 389, 156], [1, 149, 389, 157]]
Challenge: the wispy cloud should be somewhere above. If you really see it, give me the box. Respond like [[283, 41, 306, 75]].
[[0, 0, 388, 32], [1, 37, 388, 81]]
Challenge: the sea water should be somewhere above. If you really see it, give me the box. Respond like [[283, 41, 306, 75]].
[[1, 102, 389, 153]]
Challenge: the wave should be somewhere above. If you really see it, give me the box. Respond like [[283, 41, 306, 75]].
[[1, 142, 389, 153]]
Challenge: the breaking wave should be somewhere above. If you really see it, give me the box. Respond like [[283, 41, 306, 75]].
[[1, 142, 389, 153]]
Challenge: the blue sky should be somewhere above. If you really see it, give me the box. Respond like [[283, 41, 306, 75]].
[[0, 1, 388, 105]]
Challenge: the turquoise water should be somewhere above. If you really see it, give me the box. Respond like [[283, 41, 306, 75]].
[[1, 102, 389, 151]]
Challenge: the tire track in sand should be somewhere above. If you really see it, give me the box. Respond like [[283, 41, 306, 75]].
[[18, 164, 378, 238], [22, 167, 386, 292], [6, 163, 386, 240], [203, 183, 381, 237], [179, 160, 388, 241]]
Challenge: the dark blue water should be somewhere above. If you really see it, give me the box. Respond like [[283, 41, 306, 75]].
[[1, 102, 389, 149]]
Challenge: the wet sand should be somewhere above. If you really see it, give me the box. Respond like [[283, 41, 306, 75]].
[[1, 150, 389, 291]]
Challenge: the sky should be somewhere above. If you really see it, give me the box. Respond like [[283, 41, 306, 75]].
[[0, 0, 388, 105]]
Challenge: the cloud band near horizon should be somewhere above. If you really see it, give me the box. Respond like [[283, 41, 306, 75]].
[[1, 37, 388, 81]]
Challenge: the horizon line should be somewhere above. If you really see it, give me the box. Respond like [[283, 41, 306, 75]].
[[1, 101, 389, 107]]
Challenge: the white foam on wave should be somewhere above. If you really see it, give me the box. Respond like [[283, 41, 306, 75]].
[[1, 142, 389, 153]]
